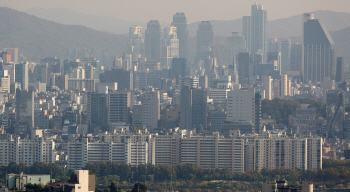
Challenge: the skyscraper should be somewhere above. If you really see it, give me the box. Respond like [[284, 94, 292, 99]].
[[268, 38, 280, 52], [128, 25, 144, 56], [261, 75, 272, 100], [145, 20, 162, 62], [196, 21, 214, 59], [191, 88, 208, 130], [180, 85, 192, 130], [280, 39, 291, 73], [226, 88, 257, 133], [290, 43, 303, 73], [162, 26, 179, 68], [15, 89, 34, 134], [303, 13, 336, 83], [250, 3, 267, 53], [142, 91, 160, 131], [237, 52, 250, 81], [15, 62, 28, 90], [242, 16, 251, 51], [87, 93, 108, 132], [267, 52, 281, 72], [335, 57, 344, 82], [171, 13, 189, 57], [227, 32, 247, 66], [172, 57, 189, 83], [108, 91, 131, 124]]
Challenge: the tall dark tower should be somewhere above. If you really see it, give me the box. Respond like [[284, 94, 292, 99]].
[[303, 13, 336, 83], [250, 2, 267, 53], [172, 13, 189, 57], [145, 20, 162, 62], [196, 21, 214, 59], [335, 57, 344, 82]]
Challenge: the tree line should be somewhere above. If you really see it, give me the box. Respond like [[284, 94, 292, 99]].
[[262, 98, 326, 125], [0, 159, 349, 190]]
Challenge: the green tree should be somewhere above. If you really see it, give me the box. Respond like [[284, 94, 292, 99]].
[[110, 182, 121, 192], [131, 182, 147, 192]]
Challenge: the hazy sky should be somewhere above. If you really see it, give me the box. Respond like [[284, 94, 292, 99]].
[[2, 0, 350, 22]]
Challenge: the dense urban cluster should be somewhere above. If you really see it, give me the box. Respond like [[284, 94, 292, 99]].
[[0, 2, 350, 192]]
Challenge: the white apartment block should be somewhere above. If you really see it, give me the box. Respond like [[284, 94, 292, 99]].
[[68, 137, 152, 170], [66, 131, 322, 172], [0, 135, 55, 166], [238, 132, 322, 170]]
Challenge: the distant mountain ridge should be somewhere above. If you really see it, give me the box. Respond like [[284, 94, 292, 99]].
[[25, 8, 350, 38], [188, 10, 350, 38], [0, 7, 128, 63], [1, 7, 350, 66]]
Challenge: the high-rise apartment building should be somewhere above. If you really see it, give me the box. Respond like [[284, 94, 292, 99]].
[[152, 131, 322, 171], [196, 21, 214, 59], [145, 20, 162, 62], [0, 135, 55, 166], [171, 13, 189, 57], [250, 3, 267, 53], [242, 133, 322, 170], [128, 25, 144, 56], [142, 91, 160, 131], [68, 138, 151, 170], [303, 13, 336, 83]]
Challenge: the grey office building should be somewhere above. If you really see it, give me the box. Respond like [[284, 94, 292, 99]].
[[15, 63, 28, 90], [145, 20, 162, 62], [180, 85, 192, 130], [280, 39, 291, 73], [172, 57, 189, 82], [192, 88, 208, 130], [15, 89, 34, 135], [103, 69, 133, 91]]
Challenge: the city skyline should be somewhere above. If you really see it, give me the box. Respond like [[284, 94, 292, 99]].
[[2, 0, 350, 23]]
